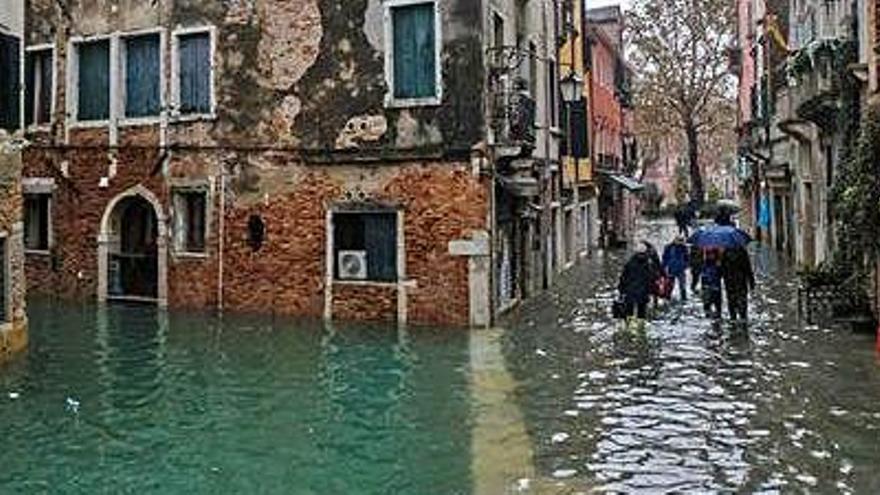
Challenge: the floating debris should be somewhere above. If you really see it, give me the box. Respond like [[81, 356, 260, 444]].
[[65, 397, 81, 414], [8, 392, 20, 400], [552, 469, 577, 479], [551, 432, 570, 444]]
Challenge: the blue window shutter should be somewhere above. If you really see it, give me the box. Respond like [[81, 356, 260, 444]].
[[0, 33, 20, 131], [365, 213, 398, 282], [178, 33, 211, 114], [393, 3, 436, 99], [78, 40, 109, 121], [125, 35, 160, 118]]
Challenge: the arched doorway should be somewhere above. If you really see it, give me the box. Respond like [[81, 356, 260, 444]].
[[98, 186, 168, 306]]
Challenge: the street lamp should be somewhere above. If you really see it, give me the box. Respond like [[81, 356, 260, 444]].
[[560, 71, 584, 103]]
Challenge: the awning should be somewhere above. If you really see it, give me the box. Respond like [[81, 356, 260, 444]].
[[604, 173, 644, 192]]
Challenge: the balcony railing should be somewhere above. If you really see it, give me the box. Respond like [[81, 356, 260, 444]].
[[487, 46, 538, 153]]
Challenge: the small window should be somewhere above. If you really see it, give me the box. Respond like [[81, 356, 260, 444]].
[[124, 34, 161, 118], [25, 48, 53, 126], [173, 190, 207, 253], [77, 39, 110, 121], [24, 194, 51, 252], [176, 31, 212, 115], [0, 32, 20, 131], [333, 212, 398, 282], [390, 2, 438, 102]]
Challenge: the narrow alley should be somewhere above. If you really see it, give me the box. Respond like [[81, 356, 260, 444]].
[[502, 220, 880, 493]]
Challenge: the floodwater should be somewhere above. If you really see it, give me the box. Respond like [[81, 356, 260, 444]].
[[1, 219, 879, 494], [503, 220, 880, 493]]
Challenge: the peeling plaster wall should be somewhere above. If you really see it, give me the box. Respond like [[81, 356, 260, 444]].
[[21, 0, 495, 326]]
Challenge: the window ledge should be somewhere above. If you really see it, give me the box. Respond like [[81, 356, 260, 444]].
[[25, 124, 53, 133], [120, 117, 162, 127], [25, 249, 51, 256], [384, 95, 441, 109], [171, 113, 217, 123], [174, 251, 209, 260], [69, 120, 110, 129], [333, 280, 399, 288]]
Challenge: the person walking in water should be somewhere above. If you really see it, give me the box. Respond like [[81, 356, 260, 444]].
[[722, 246, 755, 321], [662, 236, 690, 302], [618, 244, 658, 320], [701, 247, 724, 319]]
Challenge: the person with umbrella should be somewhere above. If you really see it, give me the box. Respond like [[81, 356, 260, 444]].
[[689, 212, 753, 320], [722, 246, 755, 321]]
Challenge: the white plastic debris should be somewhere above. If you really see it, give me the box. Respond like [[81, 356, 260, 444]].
[[552, 469, 577, 479], [8, 392, 19, 400], [551, 432, 570, 444], [535, 349, 548, 357], [65, 397, 81, 414]]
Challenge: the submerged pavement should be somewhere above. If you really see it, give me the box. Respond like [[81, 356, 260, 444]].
[[502, 219, 880, 494]]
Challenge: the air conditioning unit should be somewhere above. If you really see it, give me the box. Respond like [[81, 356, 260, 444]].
[[338, 250, 368, 280]]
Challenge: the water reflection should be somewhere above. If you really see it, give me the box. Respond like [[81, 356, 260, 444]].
[[1, 303, 472, 494]]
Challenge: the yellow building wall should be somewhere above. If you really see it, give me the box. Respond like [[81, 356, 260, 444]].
[[559, 0, 593, 187]]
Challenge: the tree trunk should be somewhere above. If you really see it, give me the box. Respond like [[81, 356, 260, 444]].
[[685, 123, 704, 205]]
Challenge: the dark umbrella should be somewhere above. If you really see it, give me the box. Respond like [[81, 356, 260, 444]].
[[688, 225, 752, 249]]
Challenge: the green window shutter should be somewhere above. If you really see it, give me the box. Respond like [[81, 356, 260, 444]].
[[393, 3, 437, 99], [78, 40, 110, 121], [0, 33, 20, 131], [125, 34, 161, 118], [178, 33, 211, 114]]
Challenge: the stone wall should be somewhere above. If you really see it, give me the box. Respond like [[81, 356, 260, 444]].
[[0, 134, 28, 363]]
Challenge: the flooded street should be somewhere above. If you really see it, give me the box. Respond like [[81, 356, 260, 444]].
[[503, 220, 880, 493], [1, 219, 879, 494]]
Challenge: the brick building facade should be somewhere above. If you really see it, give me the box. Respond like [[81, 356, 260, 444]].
[[17, 0, 565, 327]]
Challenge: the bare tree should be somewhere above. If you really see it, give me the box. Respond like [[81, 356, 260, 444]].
[[627, 0, 736, 205]]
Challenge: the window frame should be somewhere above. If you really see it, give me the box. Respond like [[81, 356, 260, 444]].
[[171, 26, 217, 122], [330, 208, 403, 285], [24, 44, 56, 130], [171, 184, 211, 258], [383, 0, 443, 108], [119, 28, 166, 126], [22, 178, 55, 255], [67, 34, 113, 128]]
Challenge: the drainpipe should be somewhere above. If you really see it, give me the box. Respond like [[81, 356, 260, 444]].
[[217, 168, 225, 313]]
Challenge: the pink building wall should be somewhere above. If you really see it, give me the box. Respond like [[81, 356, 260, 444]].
[[737, 0, 757, 127]]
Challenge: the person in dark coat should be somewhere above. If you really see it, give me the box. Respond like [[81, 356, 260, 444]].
[[618, 246, 658, 320], [701, 247, 724, 319], [722, 246, 755, 321], [662, 236, 690, 301], [689, 244, 704, 292], [675, 208, 689, 236]]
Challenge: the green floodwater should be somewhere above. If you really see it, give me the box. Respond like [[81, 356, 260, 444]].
[[4, 220, 880, 494], [0, 303, 474, 494]]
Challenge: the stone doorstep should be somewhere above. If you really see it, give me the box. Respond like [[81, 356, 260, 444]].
[[0, 321, 28, 363]]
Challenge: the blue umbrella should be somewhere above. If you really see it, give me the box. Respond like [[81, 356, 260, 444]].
[[688, 225, 752, 249]]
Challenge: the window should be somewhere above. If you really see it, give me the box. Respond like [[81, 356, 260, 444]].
[[0, 32, 20, 132], [25, 48, 53, 126], [175, 31, 212, 115], [124, 34, 161, 118], [388, 1, 439, 103], [173, 190, 207, 254], [333, 212, 398, 282], [24, 194, 51, 252], [77, 39, 110, 121]]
